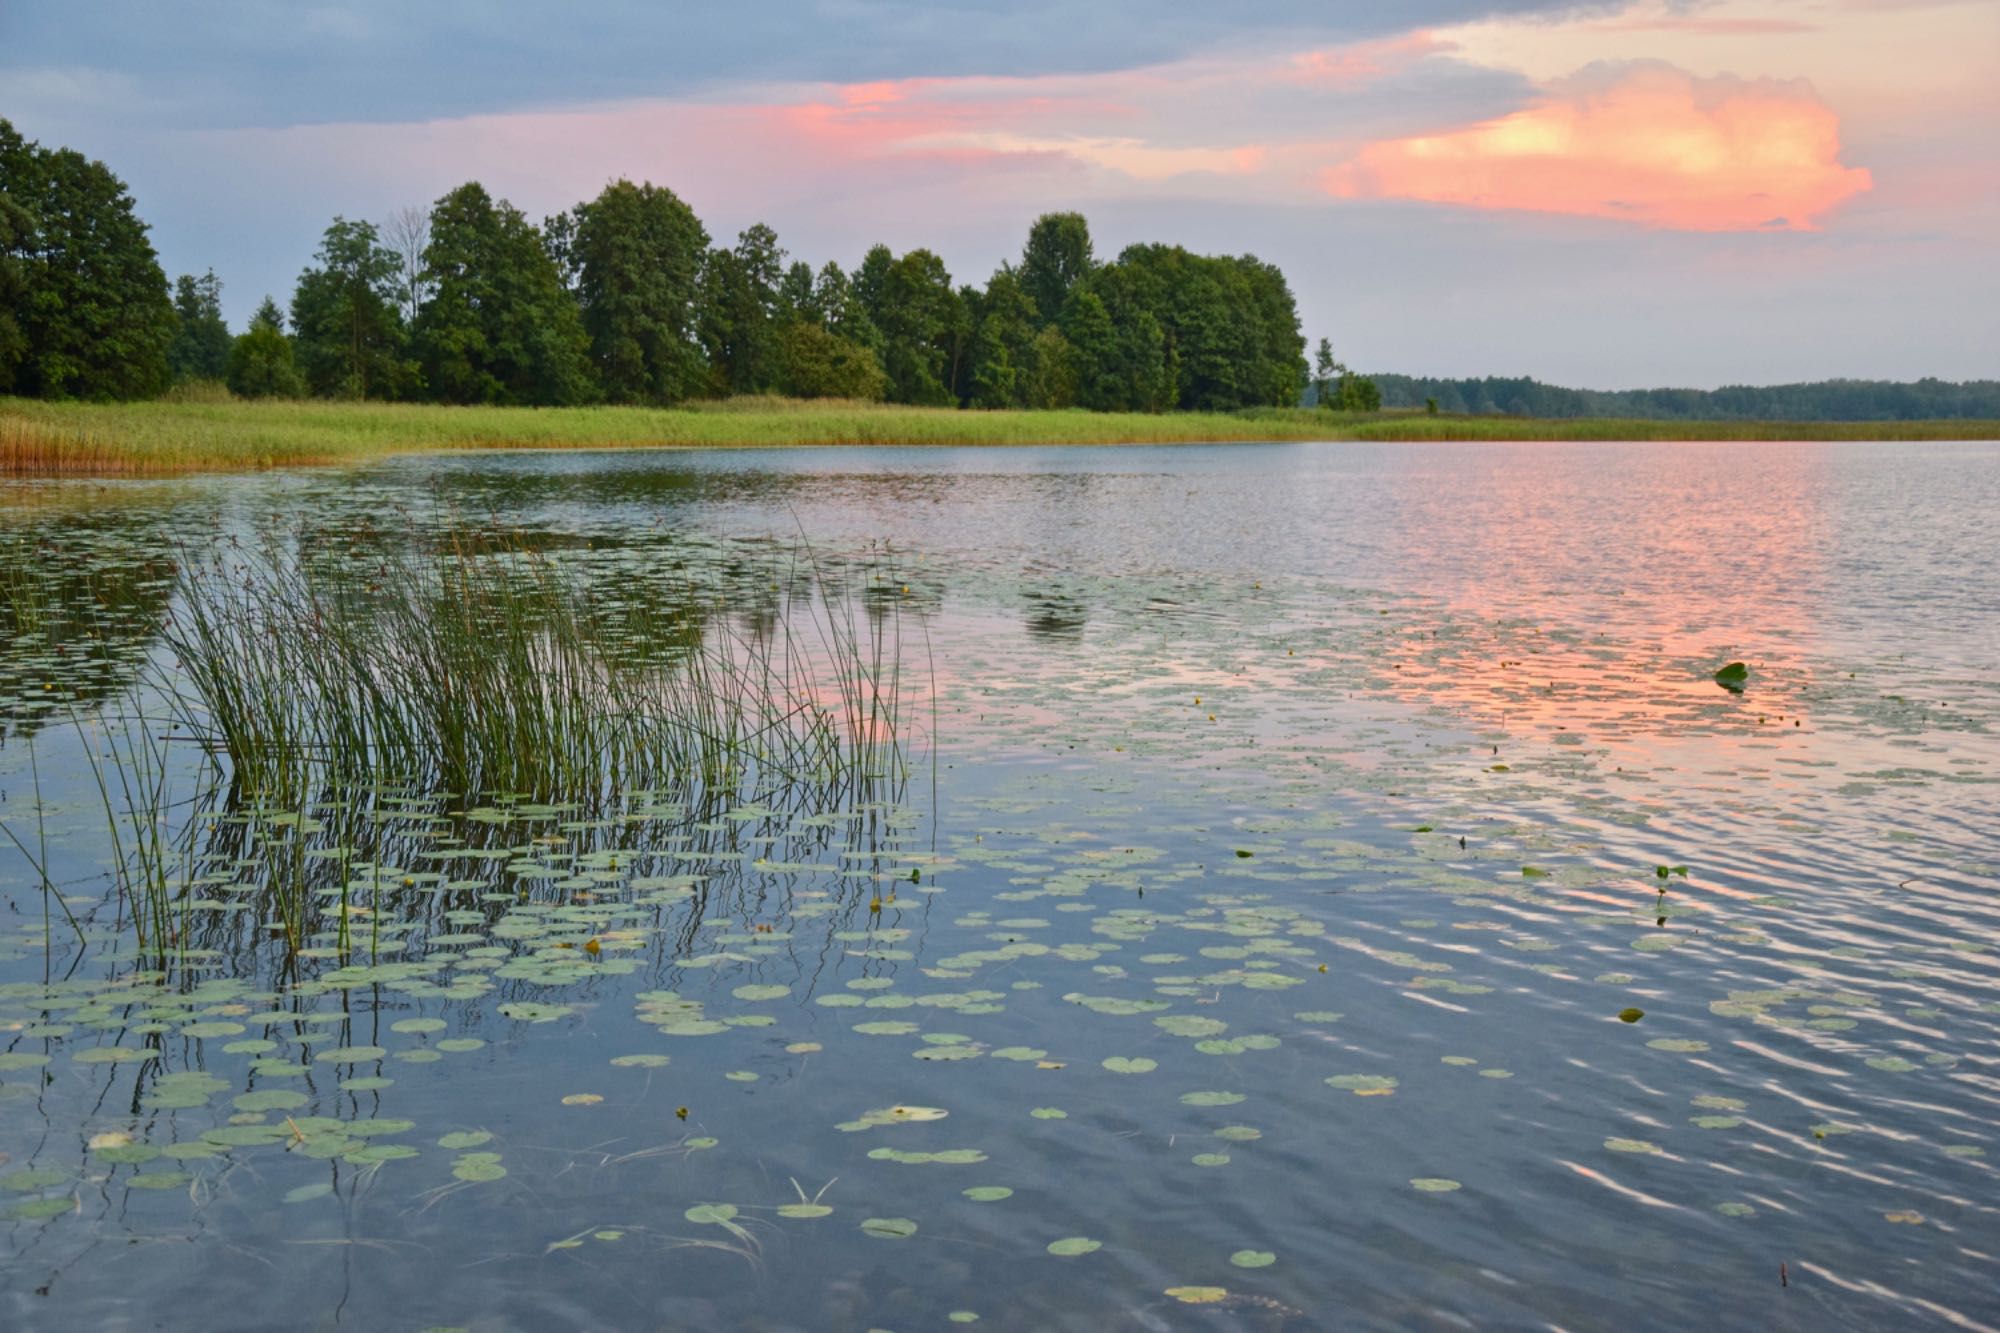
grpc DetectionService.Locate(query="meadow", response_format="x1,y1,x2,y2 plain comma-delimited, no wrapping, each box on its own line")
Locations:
4,393,1993,475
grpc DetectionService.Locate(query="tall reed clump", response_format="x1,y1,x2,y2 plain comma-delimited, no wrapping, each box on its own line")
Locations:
158,524,914,811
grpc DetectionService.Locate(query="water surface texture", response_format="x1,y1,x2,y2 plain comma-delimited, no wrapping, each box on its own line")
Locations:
3,441,1997,1330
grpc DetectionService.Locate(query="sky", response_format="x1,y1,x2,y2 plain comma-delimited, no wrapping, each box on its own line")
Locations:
4,0,1995,389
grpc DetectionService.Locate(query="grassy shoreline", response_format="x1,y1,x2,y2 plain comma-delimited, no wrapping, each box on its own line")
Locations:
3,395,1995,476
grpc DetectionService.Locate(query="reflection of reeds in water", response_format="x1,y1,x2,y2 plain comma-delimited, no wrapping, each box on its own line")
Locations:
163,525,911,807
10,521,921,965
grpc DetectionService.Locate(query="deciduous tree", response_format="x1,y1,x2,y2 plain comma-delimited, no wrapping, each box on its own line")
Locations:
0,117,174,399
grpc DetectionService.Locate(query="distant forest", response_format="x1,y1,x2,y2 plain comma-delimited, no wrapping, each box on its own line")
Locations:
1361,375,2000,422
0,118,1310,413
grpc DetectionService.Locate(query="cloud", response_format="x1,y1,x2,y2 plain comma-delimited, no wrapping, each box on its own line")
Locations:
0,0,1606,131
1323,61,1873,230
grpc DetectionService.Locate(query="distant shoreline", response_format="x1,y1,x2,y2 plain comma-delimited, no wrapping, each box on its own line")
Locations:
3,396,1994,477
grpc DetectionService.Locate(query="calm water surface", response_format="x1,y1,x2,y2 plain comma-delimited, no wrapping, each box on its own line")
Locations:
2,441,1996,1330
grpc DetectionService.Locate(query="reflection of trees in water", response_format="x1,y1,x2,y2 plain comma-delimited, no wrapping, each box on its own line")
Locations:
0,524,176,747
1024,590,1087,641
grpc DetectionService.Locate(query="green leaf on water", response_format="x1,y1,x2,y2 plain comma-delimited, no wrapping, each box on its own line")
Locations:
391,1018,447,1034
1605,1138,1663,1154
1,1168,70,1192
1411,1178,1462,1192
1029,1107,1067,1119
1047,1237,1101,1256
860,1216,917,1238
610,1054,670,1068
452,1153,507,1182
235,1089,309,1113
1617,1008,1645,1023
437,1131,492,1150
1101,1057,1157,1074
684,1203,738,1224
496,1003,572,1024
1713,661,1748,691
74,1045,157,1065
94,1144,160,1165
1166,1286,1229,1305
285,1182,334,1204
777,1203,833,1218
1229,1250,1275,1268
8,1197,72,1219
962,1186,1013,1202
1179,1091,1246,1107
315,1046,387,1064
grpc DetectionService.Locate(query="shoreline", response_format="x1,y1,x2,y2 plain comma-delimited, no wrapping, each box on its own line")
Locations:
4,396,1995,478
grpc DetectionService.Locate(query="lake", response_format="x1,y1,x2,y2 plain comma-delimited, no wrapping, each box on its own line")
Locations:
2,440,1997,1330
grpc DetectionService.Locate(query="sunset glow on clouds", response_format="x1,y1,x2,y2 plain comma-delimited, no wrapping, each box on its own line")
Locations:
7,0,1995,384
1324,62,1874,231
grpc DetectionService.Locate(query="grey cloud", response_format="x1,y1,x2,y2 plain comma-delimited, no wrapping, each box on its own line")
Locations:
3,0,1612,129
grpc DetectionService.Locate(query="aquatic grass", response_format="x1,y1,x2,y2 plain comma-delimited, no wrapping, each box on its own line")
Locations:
1,515,923,967
7,395,1992,477
158,521,915,810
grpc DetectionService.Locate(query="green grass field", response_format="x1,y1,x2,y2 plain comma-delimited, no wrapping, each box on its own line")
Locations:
3,394,1994,476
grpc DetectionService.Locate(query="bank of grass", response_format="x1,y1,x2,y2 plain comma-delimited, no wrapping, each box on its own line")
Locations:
3,394,1994,476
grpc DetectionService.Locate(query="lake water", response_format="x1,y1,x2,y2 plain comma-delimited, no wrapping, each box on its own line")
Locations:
2,441,1997,1330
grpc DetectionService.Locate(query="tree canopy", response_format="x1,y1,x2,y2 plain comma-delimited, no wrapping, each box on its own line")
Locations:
0,125,1334,415
0,117,175,399
169,270,232,383
415,182,594,406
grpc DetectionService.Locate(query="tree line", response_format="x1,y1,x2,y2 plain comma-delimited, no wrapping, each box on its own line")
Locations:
1,119,1316,412
1364,374,2000,422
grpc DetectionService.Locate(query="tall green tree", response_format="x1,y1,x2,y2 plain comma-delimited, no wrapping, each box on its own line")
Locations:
291,217,408,398
1019,212,1095,327
565,179,708,404
771,322,887,400
168,270,232,382
0,191,31,392
697,224,786,395
226,296,305,399
1022,326,1078,409
415,182,596,406
966,269,1037,409
0,117,174,399
859,247,961,406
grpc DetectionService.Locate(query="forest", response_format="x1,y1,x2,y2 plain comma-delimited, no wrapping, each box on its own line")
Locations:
0,119,1314,414
1366,374,2000,422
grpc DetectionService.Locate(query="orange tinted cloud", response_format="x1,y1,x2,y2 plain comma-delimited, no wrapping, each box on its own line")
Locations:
1324,61,1872,230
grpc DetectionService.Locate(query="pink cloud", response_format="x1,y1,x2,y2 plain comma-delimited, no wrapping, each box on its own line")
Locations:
1283,33,1458,86
1323,62,1872,230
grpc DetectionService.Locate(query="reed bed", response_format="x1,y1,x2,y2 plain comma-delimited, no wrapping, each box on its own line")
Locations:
4,395,1994,477
162,525,912,806
2,519,921,964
